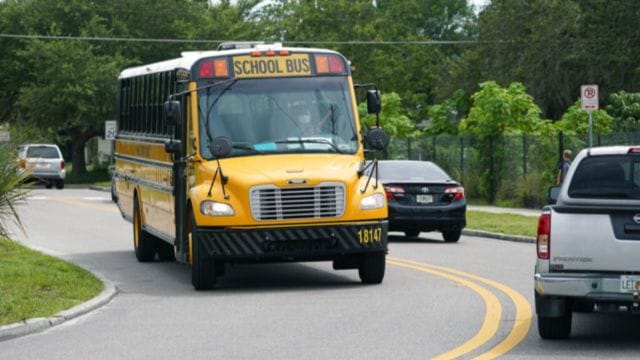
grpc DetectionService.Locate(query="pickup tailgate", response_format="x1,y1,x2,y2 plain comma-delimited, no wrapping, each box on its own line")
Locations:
550,207,640,272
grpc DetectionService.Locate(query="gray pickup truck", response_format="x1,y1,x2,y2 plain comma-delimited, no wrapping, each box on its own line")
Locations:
535,145,640,339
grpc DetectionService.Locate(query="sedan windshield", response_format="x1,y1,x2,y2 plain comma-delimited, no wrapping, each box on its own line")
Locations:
198,77,358,159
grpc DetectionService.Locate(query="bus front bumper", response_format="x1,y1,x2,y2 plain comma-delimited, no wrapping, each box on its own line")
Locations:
193,220,388,262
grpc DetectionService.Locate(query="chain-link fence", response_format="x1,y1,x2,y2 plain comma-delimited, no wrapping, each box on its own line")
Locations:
384,131,640,208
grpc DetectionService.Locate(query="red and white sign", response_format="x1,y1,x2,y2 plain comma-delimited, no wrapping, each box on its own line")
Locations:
581,85,599,111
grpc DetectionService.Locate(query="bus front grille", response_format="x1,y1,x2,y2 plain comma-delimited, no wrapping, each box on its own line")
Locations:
250,183,345,221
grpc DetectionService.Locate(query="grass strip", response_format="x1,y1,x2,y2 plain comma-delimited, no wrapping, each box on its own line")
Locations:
64,164,110,185
0,237,103,326
467,210,537,238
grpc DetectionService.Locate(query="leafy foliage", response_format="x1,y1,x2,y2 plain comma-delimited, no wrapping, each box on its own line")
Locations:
358,92,417,137
423,90,468,135
460,81,548,136
458,81,548,202
441,0,640,120
554,100,613,135
0,142,28,237
605,91,640,132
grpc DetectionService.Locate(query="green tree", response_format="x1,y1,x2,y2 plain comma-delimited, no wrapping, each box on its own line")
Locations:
0,0,211,173
605,91,640,133
460,81,547,136
459,81,548,202
260,0,475,123
555,100,613,135
423,90,469,135
16,40,127,174
358,92,417,138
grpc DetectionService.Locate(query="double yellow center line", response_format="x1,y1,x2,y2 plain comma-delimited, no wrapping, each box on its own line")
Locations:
388,257,532,359
51,195,531,357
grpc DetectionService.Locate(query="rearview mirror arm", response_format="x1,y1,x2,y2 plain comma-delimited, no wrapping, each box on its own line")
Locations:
359,159,379,193
207,157,230,199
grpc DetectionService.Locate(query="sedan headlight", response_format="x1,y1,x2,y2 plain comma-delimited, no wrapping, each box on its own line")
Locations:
200,201,235,216
360,193,385,210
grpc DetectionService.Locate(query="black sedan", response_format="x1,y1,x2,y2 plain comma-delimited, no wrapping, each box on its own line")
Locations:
377,160,466,242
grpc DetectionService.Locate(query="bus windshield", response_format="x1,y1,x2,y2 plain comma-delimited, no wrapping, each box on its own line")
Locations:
198,76,358,159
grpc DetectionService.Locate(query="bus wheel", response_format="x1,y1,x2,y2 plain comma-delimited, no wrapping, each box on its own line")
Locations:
358,252,386,284
156,241,176,261
189,211,215,290
133,198,156,262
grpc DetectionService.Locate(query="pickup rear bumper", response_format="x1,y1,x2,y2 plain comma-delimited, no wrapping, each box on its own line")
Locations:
535,272,640,302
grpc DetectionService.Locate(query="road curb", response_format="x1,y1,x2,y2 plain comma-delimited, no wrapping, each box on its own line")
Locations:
88,185,110,192
0,272,117,342
463,228,535,244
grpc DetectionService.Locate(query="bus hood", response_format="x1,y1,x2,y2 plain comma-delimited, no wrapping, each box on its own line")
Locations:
201,154,363,187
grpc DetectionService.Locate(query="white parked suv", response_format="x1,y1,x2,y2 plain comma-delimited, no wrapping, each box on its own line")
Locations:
18,144,66,189
535,145,640,339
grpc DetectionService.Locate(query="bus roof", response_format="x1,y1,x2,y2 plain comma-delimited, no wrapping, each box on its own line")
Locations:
118,44,343,79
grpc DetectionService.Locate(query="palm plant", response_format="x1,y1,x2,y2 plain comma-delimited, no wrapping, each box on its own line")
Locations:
0,142,29,237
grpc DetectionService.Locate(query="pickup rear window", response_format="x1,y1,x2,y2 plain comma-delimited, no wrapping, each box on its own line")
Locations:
568,155,640,199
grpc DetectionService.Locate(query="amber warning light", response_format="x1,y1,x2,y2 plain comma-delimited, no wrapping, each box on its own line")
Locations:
199,59,229,78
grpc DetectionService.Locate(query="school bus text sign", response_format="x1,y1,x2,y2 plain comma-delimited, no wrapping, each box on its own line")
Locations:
232,54,311,78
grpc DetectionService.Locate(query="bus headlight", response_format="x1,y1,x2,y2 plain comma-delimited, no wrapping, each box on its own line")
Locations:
360,193,385,210
200,201,235,216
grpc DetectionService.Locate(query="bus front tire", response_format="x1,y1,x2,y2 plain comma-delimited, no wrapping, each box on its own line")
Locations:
133,199,156,262
189,211,215,290
157,241,176,261
358,252,386,284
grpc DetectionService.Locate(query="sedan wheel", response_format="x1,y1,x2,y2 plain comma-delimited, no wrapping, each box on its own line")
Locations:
442,227,462,243
404,230,420,238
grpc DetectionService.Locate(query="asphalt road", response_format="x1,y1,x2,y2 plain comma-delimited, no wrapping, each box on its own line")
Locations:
2,189,639,359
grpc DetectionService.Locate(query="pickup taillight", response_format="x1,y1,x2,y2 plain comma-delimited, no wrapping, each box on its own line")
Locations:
60,160,65,170
537,213,551,259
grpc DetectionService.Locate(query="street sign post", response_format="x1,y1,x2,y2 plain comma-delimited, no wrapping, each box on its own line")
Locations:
105,120,117,141
581,85,599,149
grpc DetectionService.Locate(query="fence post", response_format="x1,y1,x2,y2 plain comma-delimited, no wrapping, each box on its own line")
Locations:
489,135,495,203
523,134,528,176
432,136,436,161
459,137,464,180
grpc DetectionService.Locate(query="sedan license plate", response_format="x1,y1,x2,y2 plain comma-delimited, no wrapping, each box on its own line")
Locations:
620,275,640,292
416,194,433,204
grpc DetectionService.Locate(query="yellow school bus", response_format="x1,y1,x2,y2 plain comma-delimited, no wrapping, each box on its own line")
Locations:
114,42,389,290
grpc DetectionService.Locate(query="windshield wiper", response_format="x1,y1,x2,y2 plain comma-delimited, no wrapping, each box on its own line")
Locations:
274,139,343,154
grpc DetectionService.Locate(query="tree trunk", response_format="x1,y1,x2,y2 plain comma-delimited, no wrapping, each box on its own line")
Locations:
70,131,96,175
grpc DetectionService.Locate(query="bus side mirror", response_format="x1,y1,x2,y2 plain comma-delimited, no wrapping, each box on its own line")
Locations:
547,185,560,205
366,90,381,115
165,139,182,155
209,136,233,158
364,127,389,151
164,100,182,127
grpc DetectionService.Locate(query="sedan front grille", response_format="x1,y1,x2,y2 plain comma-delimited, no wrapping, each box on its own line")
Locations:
250,183,346,221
